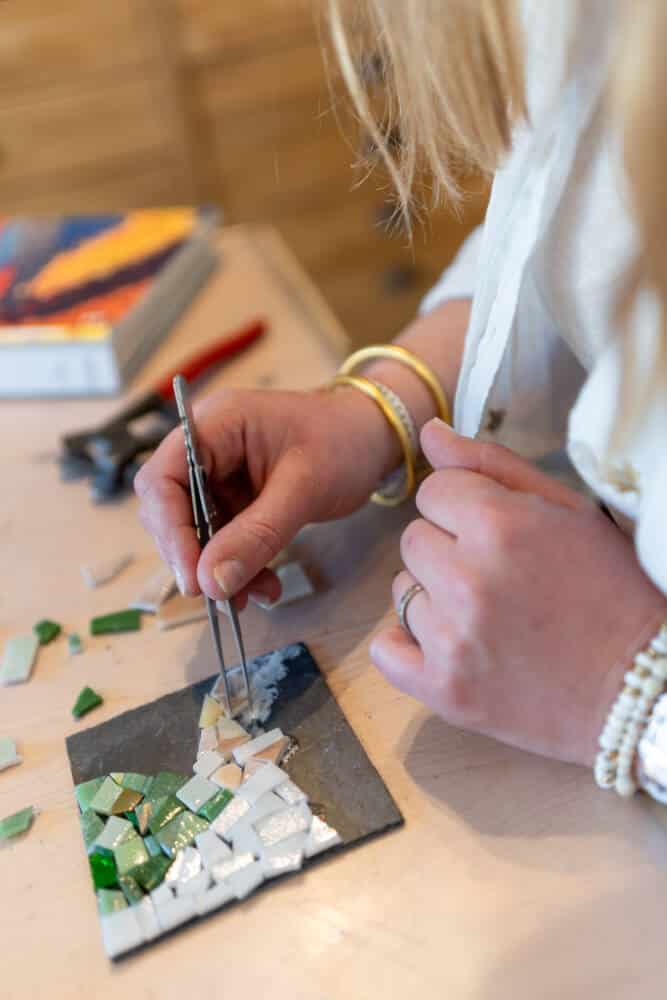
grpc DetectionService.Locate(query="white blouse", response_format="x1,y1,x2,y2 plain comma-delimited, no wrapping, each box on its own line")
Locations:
421,0,667,596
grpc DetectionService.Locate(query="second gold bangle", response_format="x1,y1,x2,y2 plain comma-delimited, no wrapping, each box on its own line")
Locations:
338,344,451,425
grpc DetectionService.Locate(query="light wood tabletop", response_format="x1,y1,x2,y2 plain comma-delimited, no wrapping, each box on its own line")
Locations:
1,225,666,1000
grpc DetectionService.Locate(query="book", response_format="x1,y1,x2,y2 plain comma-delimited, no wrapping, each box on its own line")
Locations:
0,206,219,397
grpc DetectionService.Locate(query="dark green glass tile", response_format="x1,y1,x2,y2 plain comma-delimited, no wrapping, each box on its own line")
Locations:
110,772,152,794
0,805,34,840
33,619,61,645
143,834,162,858
125,810,140,832
80,809,105,850
75,776,105,814
118,874,144,905
90,609,141,635
129,854,172,891
72,686,103,720
147,795,185,836
114,835,149,877
97,889,127,916
89,850,118,890
144,772,188,804
198,788,234,823
156,811,209,858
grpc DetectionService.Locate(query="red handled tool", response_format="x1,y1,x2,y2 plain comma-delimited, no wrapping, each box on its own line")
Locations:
60,319,266,501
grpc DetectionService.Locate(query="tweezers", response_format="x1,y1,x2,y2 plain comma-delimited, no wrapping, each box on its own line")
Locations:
173,374,252,718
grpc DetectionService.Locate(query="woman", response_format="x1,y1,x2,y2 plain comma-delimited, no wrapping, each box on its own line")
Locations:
136,1,667,801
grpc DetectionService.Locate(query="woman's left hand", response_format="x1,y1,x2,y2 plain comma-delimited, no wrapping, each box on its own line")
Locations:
371,419,667,765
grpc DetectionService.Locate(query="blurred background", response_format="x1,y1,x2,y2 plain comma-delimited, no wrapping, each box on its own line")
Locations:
0,0,487,348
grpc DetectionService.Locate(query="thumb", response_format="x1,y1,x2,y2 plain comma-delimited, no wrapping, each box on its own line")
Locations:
197,449,315,600
420,418,584,510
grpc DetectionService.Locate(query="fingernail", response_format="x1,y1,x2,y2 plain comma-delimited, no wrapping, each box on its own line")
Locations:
214,559,245,597
173,566,187,596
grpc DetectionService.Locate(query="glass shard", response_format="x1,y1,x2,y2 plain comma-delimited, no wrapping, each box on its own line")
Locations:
72,686,103,720
197,788,234,823
0,634,39,685
80,553,133,590
114,835,150,877
89,850,119,890
156,811,209,858
90,609,142,636
68,633,83,656
147,796,185,836
128,854,172,891
0,805,35,840
33,619,62,645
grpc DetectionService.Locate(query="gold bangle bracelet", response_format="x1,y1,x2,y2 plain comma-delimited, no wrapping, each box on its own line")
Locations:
329,374,417,506
338,344,451,425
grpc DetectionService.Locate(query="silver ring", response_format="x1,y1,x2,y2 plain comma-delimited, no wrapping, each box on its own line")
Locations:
397,582,425,641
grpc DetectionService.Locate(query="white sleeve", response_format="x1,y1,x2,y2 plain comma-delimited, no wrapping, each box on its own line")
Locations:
418,225,484,315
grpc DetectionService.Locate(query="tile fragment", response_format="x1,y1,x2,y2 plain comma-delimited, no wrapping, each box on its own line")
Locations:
157,594,208,630
0,634,39,685
211,851,254,883
0,804,35,840
261,849,303,880
238,763,287,805
149,883,174,907
0,736,22,772
233,729,284,767
143,835,162,858
89,850,119,890
154,894,197,933
80,553,133,589
147,796,185,835
134,896,160,941
110,772,152,794
144,771,188,803
88,777,124,816
75,776,105,813
100,906,144,959
194,881,235,916
251,734,291,766
67,633,83,656
199,695,223,729
176,774,218,812
80,809,105,850
33,619,62,645
255,803,312,849
97,889,127,915
165,846,202,887
112,787,143,814
197,788,234,822
195,829,232,868
218,717,250,741
234,792,285,832
114,835,150,877
253,561,314,608
275,780,307,806
210,762,243,790
156,811,209,858
243,758,268,779
305,816,342,858
193,750,224,778
129,565,176,614
94,815,136,855
72,686,103,719
229,824,265,857
211,795,250,839
129,855,172,891
198,727,219,755
134,799,158,835
176,869,210,898
226,860,265,900
119,874,144,905
90,609,141,636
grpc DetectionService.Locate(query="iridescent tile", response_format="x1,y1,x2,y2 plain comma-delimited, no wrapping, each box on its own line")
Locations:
156,811,209,858
176,774,218,812
89,850,119,890
94,815,136,855
210,763,243,791
304,816,342,858
80,809,105,851
165,846,202,888
110,772,152,794
195,829,232,868
235,792,284,832
135,799,159,835
114,835,149,877
210,795,249,839
111,787,143,815
229,824,264,858
75,776,105,814
97,889,127,916
0,805,35,840
210,851,254,883
128,854,172,891
119,874,144,905
274,780,307,806
261,843,304,880
197,788,234,823
147,796,185,836
100,906,144,959
255,803,312,849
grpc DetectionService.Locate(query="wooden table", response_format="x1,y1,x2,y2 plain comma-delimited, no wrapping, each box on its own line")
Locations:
2,226,666,1000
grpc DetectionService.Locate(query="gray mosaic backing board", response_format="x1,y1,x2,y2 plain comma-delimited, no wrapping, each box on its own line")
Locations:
66,642,403,907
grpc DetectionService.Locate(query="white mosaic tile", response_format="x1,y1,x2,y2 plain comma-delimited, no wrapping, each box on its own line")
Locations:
193,750,225,778
229,824,265,858
165,846,202,887
194,881,235,917
237,763,288,805
305,816,342,858
274,779,307,806
176,869,211,898
255,803,312,849
100,906,144,958
149,884,174,907
154,894,197,933
176,774,219,812
195,828,232,868
261,849,303,880
210,762,243,790
211,851,254,883
211,795,250,839
133,897,161,942
226,860,265,900
0,634,39,686
233,729,284,767
198,726,219,755
236,792,285,831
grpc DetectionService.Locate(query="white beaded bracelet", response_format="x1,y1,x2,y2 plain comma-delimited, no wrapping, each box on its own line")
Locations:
594,621,667,797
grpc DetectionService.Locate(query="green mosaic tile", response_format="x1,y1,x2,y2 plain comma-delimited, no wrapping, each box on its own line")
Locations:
72,686,103,719
75,776,105,814
197,788,234,823
97,889,127,916
143,834,162,857
147,795,185,836
94,815,136,855
33,619,62,645
134,799,159,835
80,809,105,850
110,772,152,794
144,771,188,804
128,854,172,891
90,609,141,635
0,805,34,840
114,835,149,877
0,736,21,772
118,874,144,905
88,777,123,816
89,850,118,890
125,810,140,832
156,811,209,858
68,633,83,656
0,634,39,685
110,787,143,814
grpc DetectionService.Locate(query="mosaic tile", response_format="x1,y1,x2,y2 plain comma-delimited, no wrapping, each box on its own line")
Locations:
0,805,35,840
198,695,223,729
165,846,201,888
156,811,209,858
261,849,303,880
129,855,172,891
80,809,105,850
149,884,174,907
251,734,291,766
154,894,197,933
176,774,218,812
195,829,232,868
197,788,234,823
90,609,141,636
130,565,176,614
275,780,307,806
97,889,127,916
110,772,152,794
210,795,250,839
157,594,208,630
229,824,265,858
80,553,133,589
210,763,243,791
210,851,254,883
233,729,284,767
198,726,219,755
89,850,119,890
217,717,249,741
134,799,158,835
192,750,224,778
68,633,83,656
305,816,342,858
243,758,269,779
237,763,287,805
147,796,185,836
100,906,144,959
226,860,265,900
0,736,22,772
143,835,162,858
255,803,312,849
194,880,235,916
144,772,188,803
119,875,144,906
0,634,39,685
233,792,285,833
218,735,252,763
252,561,314,608
33,619,61,645
114,835,150,877
94,815,136,855
134,896,161,942
175,869,211,898
88,777,126,816
71,686,103,720
75,777,105,813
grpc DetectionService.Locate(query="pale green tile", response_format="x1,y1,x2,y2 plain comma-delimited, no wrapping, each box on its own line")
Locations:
0,635,39,686
114,835,150,877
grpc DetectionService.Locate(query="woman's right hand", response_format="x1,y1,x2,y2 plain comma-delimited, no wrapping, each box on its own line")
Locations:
135,383,399,604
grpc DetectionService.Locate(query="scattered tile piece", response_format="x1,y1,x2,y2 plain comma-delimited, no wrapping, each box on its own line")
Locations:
304,816,342,858
194,880,235,916
165,846,202,888
129,855,172,892
157,594,208,631
67,633,83,656
156,811,209,858
176,774,219,813
114,835,149,877
251,734,291,766
80,553,133,590
80,809,105,850
275,779,307,806
193,750,224,778
144,772,188,803
89,850,119,890
154,894,197,933
119,874,144,905
238,763,288,805
211,795,250,839
211,851,254,883
94,815,136,855
72,686,104,719
147,796,185,835
197,788,234,823
75,776,105,813
199,695,223,729
110,772,152,794
255,803,312,849
134,896,160,942
97,889,127,915
100,906,144,959
0,736,22,772
233,729,284,767
90,609,141,636
129,565,176,614
33,619,62,645
210,763,243,791
0,634,39,686
218,735,252,762
0,805,35,841
195,829,232,868
226,860,265,900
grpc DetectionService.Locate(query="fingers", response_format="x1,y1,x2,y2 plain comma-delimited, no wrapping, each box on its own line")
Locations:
370,624,426,700
420,418,585,510
416,468,506,539
392,570,431,642
137,474,202,595
198,448,318,599
399,516,465,597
